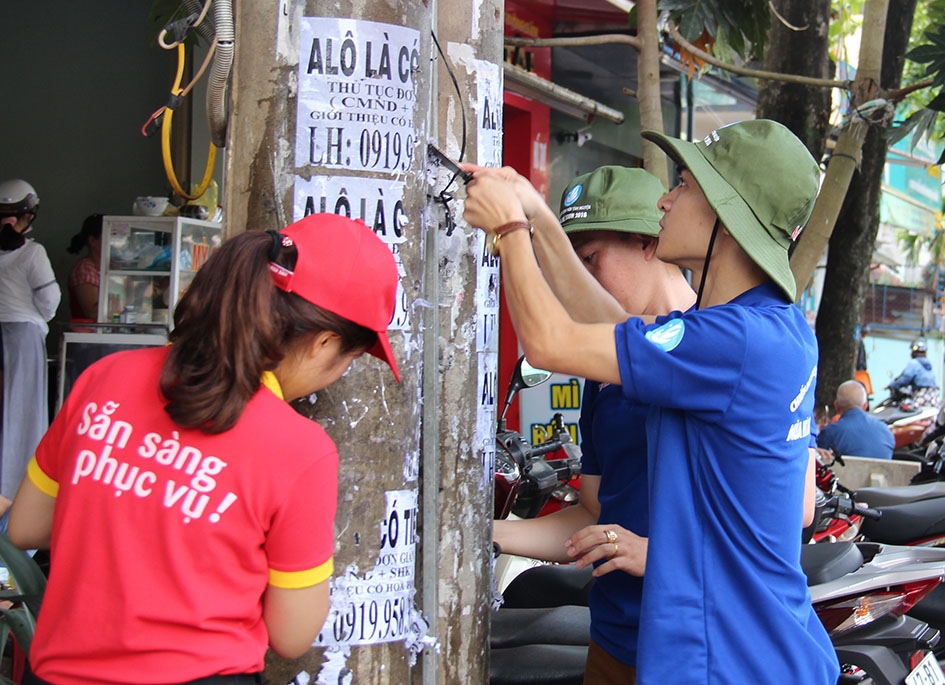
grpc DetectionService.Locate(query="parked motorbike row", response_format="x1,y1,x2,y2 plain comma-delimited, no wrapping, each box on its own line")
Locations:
871,387,940,460
490,358,945,685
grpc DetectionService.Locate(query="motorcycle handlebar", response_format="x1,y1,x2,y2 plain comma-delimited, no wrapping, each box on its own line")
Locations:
527,439,564,458
826,494,882,521
856,505,883,521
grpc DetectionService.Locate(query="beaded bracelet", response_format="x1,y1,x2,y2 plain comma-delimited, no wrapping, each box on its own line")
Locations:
488,220,534,256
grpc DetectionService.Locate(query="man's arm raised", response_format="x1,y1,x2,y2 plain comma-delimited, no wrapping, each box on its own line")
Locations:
463,170,625,384
465,165,629,325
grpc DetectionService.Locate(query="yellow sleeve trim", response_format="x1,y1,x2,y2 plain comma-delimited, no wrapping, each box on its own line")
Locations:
27,457,59,498
269,557,333,589
260,371,284,400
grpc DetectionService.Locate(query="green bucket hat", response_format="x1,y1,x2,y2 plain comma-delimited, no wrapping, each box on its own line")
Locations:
641,119,820,301
559,166,665,236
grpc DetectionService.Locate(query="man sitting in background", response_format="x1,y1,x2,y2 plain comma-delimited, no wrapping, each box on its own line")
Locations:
818,380,895,460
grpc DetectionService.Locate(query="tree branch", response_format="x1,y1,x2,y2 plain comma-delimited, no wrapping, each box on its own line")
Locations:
790,0,890,295
887,78,936,103
665,24,849,90
504,34,641,51
505,28,849,90
637,0,667,186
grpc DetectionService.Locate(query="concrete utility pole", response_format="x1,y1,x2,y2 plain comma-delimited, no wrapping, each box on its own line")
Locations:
224,1,503,683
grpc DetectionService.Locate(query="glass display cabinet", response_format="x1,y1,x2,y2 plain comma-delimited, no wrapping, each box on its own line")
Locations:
97,215,223,325
55,215,223,411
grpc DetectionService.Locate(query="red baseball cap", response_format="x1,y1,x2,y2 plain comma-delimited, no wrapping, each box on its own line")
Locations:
269,213,401,381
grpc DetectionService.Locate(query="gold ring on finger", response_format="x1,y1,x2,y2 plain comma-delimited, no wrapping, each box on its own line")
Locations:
612,542,619,555
604,529,618,544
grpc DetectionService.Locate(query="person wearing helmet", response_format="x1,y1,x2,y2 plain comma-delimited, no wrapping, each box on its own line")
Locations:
889,338,940,407
463,120,837,684
9,213,401,685
0,178,60,518
493,166,695,680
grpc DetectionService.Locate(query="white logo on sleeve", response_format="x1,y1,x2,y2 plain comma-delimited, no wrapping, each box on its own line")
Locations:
786,364,817,441
790,365,817,412
644,319,685,352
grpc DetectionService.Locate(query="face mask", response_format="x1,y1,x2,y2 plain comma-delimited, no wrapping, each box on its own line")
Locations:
0,222,26,251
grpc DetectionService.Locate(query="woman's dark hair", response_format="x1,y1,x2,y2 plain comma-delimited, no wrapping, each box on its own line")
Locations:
160,230,377,433
67,214,103,254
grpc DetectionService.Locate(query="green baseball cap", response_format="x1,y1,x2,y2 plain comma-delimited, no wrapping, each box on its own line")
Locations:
641,119,820,301
559,166,665,237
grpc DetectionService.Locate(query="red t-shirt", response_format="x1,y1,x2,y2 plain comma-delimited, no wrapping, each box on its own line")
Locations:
67,256,100,321
28,346,338,685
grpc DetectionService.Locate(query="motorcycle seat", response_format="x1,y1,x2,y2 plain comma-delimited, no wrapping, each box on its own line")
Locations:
860,498,945,544
490,644,587,685
855,482,945,508
801,542,864,586
872,405,922,423
490,605,591,648
501,564,595,609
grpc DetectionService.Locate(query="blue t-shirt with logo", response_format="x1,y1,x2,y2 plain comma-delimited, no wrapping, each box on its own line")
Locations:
579,380,648,666
615,283,838,684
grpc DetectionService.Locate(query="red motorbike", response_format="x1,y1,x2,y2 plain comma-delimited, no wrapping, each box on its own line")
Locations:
812,449,876,543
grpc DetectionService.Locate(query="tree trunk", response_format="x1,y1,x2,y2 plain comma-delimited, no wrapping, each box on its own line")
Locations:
755,0,833,159
790,0,889,292
813,0,917,409
636,0,668,187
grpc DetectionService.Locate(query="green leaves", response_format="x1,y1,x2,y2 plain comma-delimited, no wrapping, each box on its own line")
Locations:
901,13,945,161
660,0,771,59
907,22,945,88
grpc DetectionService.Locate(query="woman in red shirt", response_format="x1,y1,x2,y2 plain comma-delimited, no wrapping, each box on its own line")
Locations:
9,213,400,685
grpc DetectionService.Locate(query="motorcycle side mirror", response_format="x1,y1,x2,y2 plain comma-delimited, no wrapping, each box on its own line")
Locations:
499,355,553,423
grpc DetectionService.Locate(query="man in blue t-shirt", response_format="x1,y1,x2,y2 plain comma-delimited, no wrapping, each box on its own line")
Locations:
464,119,838,684
493,166,694,681
818,380,894,459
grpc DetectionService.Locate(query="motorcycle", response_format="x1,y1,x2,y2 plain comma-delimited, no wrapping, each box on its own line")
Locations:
806,541,945,685
871,388,939,458
813,449,876,543
493,356,582,596
814,452,945,666
490,356,588,684
494,356,582,520
904,407,945,484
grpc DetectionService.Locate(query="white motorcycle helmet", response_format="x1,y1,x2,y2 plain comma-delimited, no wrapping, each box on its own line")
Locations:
0,179,40,229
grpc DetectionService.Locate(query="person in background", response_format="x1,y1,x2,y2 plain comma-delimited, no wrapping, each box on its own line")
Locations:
889,338,940,408
463,119,838,684
66,213,103,322
817,380,895,460
493,166,695,682
855,326,873,398
9,213,401,685
0,178,60,518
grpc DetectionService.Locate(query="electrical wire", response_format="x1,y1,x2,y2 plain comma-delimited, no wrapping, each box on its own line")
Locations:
431,30,468,236
160,43,218,200
158,0,213,49
140,40,216,137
